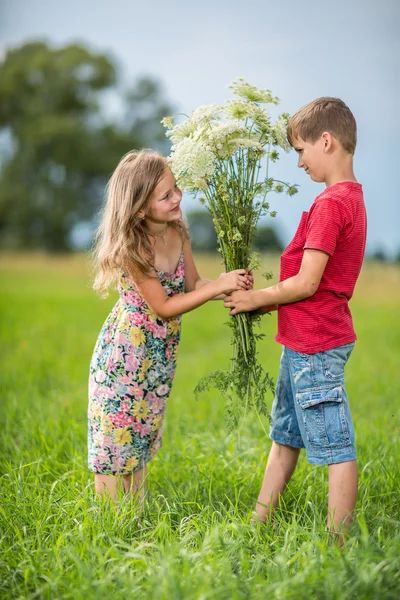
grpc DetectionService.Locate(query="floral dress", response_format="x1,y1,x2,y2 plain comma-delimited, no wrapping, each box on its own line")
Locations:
88,253,185,474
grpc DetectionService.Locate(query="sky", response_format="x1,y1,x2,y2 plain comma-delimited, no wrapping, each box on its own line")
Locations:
1,0,399,256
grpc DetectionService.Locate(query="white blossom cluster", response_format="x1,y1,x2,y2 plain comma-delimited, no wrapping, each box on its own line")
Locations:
272,113,291,152
228,78,280,105
166,137,215,191
161,79,291,192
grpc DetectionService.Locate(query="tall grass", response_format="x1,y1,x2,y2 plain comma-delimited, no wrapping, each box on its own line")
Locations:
1,254,399,599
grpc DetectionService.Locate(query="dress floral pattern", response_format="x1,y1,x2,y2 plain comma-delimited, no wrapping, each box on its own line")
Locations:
88,253,185,474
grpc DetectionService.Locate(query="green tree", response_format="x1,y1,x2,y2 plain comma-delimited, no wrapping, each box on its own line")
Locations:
186,209,282,253
186,209,218,252
371,249,387,262
0,41,174,250
253,224,283,252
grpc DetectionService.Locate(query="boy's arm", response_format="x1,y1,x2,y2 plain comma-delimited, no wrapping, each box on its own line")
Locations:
224,249,329,315
256,303,278,314
226,195,345,315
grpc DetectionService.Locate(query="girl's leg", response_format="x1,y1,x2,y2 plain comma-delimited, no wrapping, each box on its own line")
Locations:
327,459,358,545
122,465,148,503
253,441,300,523
94,466,148,504
94,474,122,501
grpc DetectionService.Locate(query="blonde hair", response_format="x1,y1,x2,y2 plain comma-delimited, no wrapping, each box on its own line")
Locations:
287,97,357,155
93,149,170,297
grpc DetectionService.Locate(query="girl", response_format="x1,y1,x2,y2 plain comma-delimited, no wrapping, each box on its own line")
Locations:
89,149,251,502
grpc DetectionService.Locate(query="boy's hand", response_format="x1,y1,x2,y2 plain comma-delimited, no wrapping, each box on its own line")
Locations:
224,289,258,315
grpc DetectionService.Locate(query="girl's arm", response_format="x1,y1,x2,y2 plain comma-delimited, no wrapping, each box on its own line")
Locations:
224,249,329,315
183,234,253,298
131,260,249,320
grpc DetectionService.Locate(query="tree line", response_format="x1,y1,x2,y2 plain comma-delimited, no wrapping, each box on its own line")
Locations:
0,40,296,254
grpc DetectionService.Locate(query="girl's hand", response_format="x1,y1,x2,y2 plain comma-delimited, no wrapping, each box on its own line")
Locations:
218,270,253,291
224,290,259,315
217,269,248,294
246,270,254,290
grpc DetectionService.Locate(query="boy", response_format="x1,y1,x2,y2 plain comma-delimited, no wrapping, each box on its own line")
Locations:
224,97,367,544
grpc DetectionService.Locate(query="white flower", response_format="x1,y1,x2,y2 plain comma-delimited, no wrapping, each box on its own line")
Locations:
223,100,254,121
231,138,263,151
232,229,242,242
161,116,174,129
272,113,291,151
201,120,251,158
229,78,280,105
207,120,247,142
191,104,222,123
169,137,216,192
223,100,272,137
166,118,198,144
252,106,272,135
220,137,264,160
194,120,264,159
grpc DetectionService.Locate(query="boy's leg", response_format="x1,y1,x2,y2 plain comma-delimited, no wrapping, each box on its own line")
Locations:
285,343,358,544
253,441,300,522
253,347,304,523
328,459,358,545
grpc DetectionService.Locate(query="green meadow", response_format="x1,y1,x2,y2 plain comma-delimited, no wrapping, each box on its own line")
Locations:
1,254,399,599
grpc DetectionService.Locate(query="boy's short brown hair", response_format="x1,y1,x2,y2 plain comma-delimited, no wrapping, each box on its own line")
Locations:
287,97,357,155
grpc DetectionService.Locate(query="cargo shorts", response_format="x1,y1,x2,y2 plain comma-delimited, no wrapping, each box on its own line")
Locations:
270,343,356,465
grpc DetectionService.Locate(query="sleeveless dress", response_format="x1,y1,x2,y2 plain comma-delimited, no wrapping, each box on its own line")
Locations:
88,251,185,474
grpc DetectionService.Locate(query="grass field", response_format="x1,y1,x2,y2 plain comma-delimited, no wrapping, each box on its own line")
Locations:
1,253,399,599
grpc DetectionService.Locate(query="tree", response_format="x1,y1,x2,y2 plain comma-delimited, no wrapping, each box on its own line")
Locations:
370,249,387,262
186,209,282,253
0,41,174,250
253,224,283,252
186,209,218,252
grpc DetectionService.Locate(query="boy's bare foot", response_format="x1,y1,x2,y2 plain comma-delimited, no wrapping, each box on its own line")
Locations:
250,511,264,527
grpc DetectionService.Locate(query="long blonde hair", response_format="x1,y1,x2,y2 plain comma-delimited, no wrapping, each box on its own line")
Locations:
92,149,169,297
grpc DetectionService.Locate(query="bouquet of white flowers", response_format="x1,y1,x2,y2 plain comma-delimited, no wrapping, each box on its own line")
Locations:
162,79,297,430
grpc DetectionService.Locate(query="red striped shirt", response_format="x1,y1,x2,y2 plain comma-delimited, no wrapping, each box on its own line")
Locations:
276,181,367,354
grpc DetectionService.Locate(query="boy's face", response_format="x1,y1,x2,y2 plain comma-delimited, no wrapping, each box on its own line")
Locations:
292,135,328,183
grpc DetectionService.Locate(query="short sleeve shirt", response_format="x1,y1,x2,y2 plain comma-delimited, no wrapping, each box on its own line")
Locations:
276,182,367,354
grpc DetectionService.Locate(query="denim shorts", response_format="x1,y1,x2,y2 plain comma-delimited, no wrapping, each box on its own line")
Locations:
270,343,356,465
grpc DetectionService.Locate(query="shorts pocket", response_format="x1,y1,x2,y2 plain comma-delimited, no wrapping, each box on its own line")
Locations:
289,351,313,387
321,343,354,381
295,385,351,449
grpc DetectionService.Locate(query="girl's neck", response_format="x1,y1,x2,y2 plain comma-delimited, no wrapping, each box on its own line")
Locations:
144,219,169,236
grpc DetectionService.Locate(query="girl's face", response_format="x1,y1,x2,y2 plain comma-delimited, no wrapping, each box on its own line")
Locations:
145,168,182,224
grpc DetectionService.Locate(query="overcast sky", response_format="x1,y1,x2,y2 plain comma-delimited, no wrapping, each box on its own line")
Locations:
1,0,399,256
